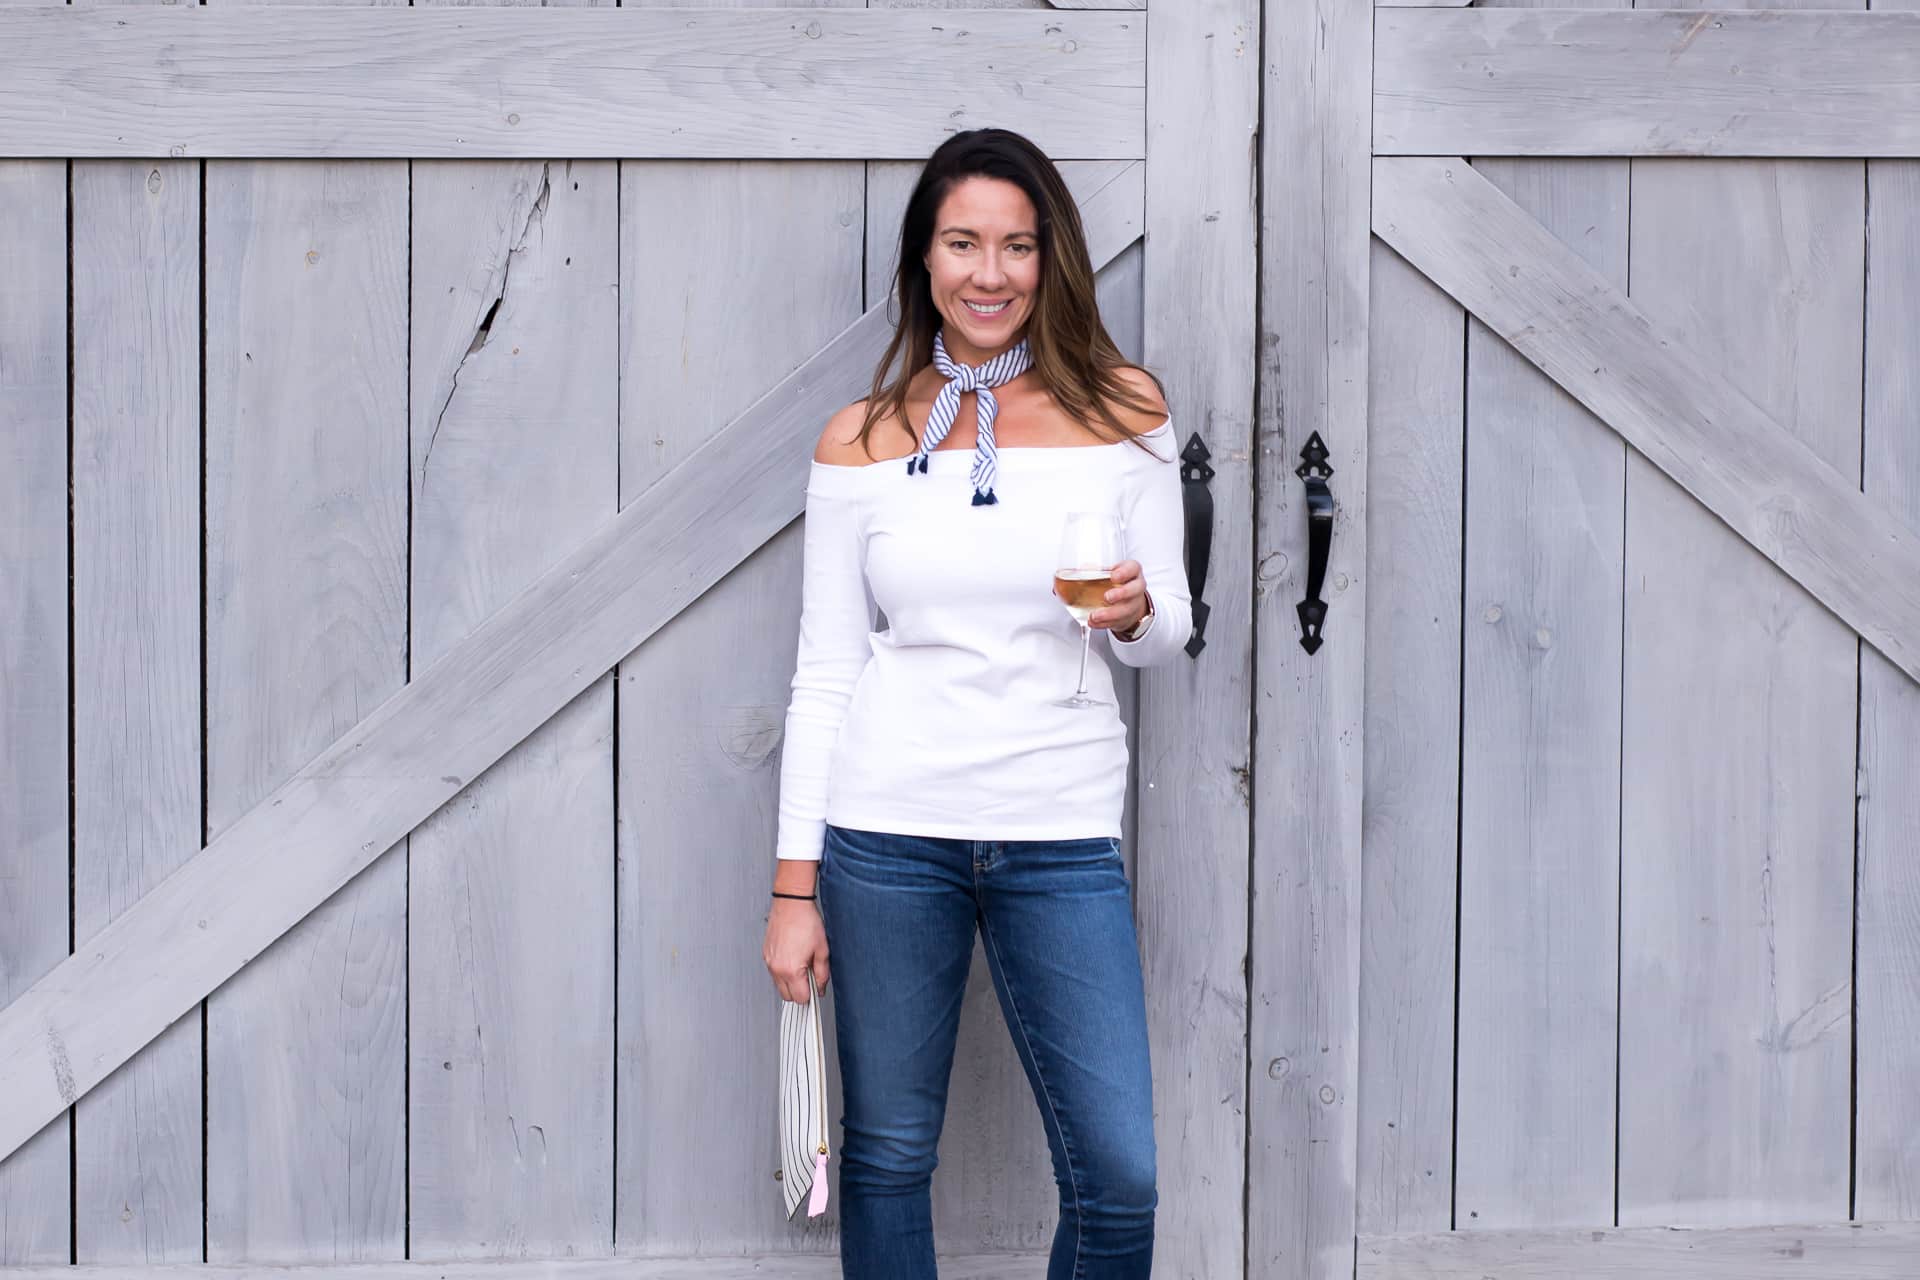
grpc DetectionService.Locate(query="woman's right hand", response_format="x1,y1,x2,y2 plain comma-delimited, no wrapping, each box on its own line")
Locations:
764,896,830,1004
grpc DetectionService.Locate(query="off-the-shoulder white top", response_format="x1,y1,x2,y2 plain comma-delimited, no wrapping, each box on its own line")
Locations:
774,418,1193,860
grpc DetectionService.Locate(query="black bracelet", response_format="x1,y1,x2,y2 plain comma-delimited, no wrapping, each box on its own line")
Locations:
771,891,816,901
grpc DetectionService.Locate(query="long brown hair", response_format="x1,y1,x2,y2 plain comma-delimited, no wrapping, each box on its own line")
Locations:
853,128,1169,461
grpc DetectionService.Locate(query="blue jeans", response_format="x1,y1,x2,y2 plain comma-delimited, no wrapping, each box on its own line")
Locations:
817,824,1157,1279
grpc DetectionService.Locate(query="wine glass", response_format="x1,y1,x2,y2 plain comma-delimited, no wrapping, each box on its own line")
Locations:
1052,511,1124,709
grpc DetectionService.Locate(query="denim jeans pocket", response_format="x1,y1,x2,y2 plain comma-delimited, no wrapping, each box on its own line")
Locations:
1012,834,1124,872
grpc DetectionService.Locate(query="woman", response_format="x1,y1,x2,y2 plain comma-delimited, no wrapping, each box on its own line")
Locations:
761,127,1192,1280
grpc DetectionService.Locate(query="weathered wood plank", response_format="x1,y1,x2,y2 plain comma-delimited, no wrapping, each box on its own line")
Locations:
66,0,205,1251
1455,135,1626,1228
0,155,69,1266
70,155,204,1262
1616,107,1860,1226
1355,239,1461,1241
1856,115,1920,1218
0,8,1143,161
1144,2,1256,1276
1370,156,1920,687
407,151,619,1253
901,0,1053,8
1252,0,1370,1276
0,160,1143,1167
1089,223,1146,877
0,1253,1052,1280
202,149,411,1257
1376,8,1920,158
1359,1221,1920,1278
614,136,863,1257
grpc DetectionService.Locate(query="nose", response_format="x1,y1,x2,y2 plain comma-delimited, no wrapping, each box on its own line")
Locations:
973,250,1009,289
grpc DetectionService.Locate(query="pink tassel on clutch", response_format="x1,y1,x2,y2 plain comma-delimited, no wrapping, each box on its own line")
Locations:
807,1151,830,1217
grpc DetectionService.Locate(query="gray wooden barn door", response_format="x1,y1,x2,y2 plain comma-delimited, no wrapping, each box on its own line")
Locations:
1361,0,1918,1257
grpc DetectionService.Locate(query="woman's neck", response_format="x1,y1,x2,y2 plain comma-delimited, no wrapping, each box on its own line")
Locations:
939,326,1028,368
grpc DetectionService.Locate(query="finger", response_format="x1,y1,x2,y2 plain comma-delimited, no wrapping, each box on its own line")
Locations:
1110,559,1140,583
1103,579,1144,605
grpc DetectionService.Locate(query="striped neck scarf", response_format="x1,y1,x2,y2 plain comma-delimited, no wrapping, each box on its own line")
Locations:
905,330,1033,506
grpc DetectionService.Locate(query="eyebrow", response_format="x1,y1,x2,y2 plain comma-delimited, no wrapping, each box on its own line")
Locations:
937,225,1038,240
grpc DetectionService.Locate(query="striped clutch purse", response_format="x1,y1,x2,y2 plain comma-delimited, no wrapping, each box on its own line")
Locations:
779,969,832,1220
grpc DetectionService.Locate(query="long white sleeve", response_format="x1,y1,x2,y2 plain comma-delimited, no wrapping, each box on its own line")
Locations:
775,464,876,861
1106,434,1193,667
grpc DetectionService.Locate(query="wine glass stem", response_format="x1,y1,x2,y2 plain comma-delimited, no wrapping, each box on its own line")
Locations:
1076,623,1092,695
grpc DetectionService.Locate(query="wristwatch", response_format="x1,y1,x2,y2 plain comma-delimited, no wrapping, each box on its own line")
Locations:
1113,591,1156,643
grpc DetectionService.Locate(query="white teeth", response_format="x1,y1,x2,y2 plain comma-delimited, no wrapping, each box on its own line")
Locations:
965,299,1010,314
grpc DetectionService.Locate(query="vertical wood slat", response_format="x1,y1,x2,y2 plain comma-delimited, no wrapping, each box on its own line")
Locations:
405,0,616,1260
202,0,411,1239
612,156,861,1254
70,154,204,1262
406,136,619,1269
1856,16,1920,1213
1617,0,1862,1227
612,0,861,1258
1355,238,1462,1241
69,0,203,1258
1252,0,1370,1277
1455,154,1625,1230
1144,2,1257,1276
0,154,70,1267
1453,0,1629,1227
1084,225,1146,889
1094,225,1148,902
613,75,866,1256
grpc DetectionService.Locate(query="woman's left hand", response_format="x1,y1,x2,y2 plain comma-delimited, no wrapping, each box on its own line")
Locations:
1089,559,1150,633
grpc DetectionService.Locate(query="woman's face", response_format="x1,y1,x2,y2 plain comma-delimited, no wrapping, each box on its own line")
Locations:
922,175,1042,365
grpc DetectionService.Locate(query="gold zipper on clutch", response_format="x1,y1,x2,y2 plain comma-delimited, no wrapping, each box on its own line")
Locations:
816,997,829,1155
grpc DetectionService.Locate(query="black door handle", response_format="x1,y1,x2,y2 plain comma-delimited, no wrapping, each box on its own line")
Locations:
1296,431,1334,655
1180,433,1214,658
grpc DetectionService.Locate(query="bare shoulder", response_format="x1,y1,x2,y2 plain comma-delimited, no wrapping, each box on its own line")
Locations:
814,400,875,465
1108,365,1170,434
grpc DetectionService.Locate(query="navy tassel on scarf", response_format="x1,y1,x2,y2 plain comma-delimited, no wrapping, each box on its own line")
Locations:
904,330,1032,506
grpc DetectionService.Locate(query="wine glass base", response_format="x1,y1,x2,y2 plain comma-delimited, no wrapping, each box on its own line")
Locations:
1052,693,1109,709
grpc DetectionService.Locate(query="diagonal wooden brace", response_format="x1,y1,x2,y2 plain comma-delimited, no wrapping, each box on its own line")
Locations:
1373,155,1920,688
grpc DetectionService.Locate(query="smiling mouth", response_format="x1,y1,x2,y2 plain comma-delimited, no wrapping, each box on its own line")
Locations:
964,299,1011,315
